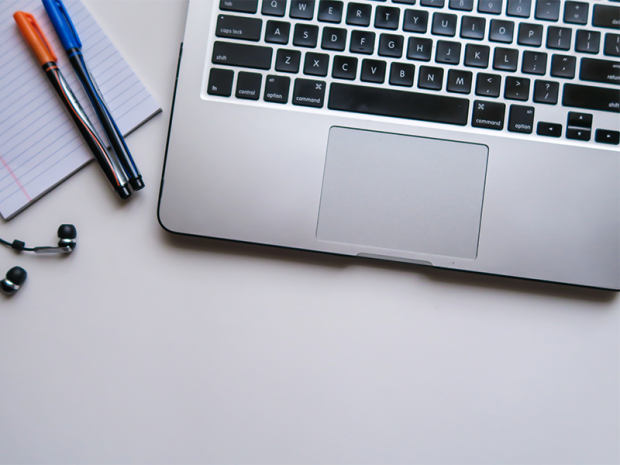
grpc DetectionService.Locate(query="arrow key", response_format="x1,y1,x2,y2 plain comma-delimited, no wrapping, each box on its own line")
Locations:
567,112,592,129
504,76,530,101
537,122,562,138
566,127,591,141
595,129,620,145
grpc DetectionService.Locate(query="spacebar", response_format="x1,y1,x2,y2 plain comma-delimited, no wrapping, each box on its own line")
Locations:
328,83,470,126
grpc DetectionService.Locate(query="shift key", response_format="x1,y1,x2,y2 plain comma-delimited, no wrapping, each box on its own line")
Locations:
212,41,273,70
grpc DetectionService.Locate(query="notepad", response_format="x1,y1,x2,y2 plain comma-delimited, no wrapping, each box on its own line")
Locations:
0,0,161,219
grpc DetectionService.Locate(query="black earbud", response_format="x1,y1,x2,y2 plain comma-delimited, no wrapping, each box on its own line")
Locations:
1,266,27,296
0,224,76,296
0,224,77,254
34,224,77,254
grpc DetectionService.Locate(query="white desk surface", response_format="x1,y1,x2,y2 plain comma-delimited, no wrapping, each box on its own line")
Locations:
1,1,618,463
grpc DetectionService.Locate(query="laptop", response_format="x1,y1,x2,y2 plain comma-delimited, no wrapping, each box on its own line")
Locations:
158,0,620,290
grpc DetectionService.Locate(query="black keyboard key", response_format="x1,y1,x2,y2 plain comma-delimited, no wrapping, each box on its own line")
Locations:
390,62,415,86
592,5,620,30
537,122,562,137
207,68,234,96
432,13,458,36
332,55,358,79
264,75,290,103
304,52,330,76
508,105,534,133
547,27,572,50
566,127,591,141
375,6,400,29
379,34,404,57
447,69,473,93
293,78,326,107
465,44,490,67
580,58,620,85
418,66,444,90
595,129,620,145
346,3,371,26
293,24,319,47
522,51,547,74
507,0,531,18
551,54,576,78
535,1,560,21
404,10,429,33
575,30,601,54
328,83,470,125
407,37,433,61
290,0,315,19
472,100,506,130
275,48,301,72
605,34,620,57
563,83,620,112
212,42,273,69
318,0,343,22
518,23,543,47
421,0,445,7
476,73,501,97
350,31,376,54
567,111,592,128
449,0,474,11
236,71,262,100
564,1,588,25
361,59,387,83
504,76,530,100
461,16,486,40
220,0,258,13
393,0,417,3
265,20,290,44
262,0,287,16
436,40,461,64
493,48,519,71
216,15,262,41
478,0,503,15
533,80,559,104
322,27,347,50
489,20,515,43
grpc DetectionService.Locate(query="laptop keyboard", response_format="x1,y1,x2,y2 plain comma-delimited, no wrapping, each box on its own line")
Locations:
205,0,620,145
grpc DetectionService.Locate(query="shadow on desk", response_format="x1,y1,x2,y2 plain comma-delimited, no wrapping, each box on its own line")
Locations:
161,230,616,304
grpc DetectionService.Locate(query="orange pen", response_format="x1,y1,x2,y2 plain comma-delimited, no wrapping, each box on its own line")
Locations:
13,11,131,199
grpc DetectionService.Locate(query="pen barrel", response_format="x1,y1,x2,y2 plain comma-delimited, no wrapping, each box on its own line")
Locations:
69,52,144,190
43,63,131,199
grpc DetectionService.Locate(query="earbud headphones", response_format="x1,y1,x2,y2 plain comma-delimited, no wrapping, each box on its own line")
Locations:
1,224,77,296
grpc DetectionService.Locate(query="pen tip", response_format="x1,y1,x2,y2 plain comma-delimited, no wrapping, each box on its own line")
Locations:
116,186,132,199
130,177,145,191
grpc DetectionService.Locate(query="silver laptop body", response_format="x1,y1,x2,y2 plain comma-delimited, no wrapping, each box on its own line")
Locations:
158,0,620,290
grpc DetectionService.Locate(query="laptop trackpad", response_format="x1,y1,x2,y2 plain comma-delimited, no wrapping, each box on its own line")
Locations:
316,127,489,260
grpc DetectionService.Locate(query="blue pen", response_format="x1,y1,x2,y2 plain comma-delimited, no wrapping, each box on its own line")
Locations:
42,0,145,191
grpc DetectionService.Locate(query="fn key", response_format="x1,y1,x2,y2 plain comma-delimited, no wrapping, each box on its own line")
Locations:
207,68,234,97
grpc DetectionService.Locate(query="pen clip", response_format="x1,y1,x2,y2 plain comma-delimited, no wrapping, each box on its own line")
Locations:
23,12,57,62
53,0,82,48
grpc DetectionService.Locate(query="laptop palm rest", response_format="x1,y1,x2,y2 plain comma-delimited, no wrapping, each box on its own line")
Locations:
316,127,489,260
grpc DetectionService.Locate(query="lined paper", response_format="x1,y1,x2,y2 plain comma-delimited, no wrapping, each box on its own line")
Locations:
0,0,161,219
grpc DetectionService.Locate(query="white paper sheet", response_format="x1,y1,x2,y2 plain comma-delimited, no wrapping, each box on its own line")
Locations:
0,0,161,219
